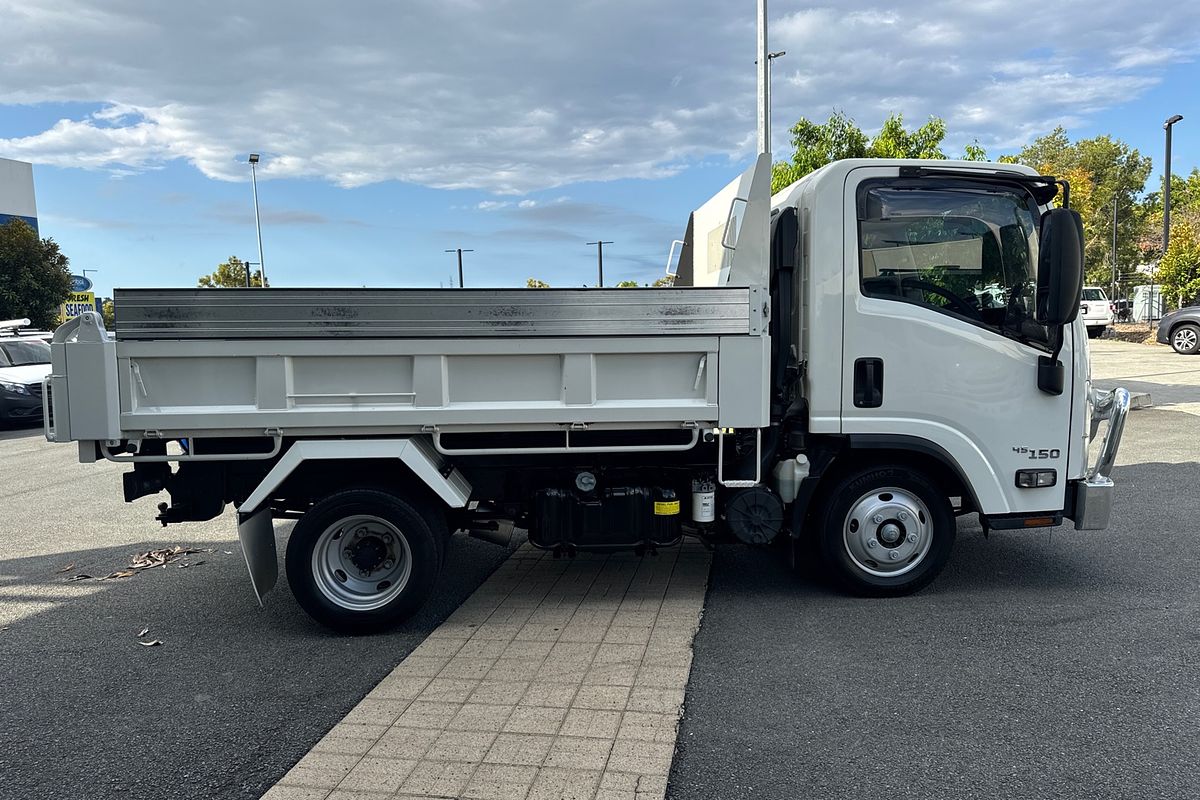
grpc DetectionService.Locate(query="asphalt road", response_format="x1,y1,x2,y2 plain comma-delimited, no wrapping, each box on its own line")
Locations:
670,345,1200,800
2,340,1195,800
0,424,513,800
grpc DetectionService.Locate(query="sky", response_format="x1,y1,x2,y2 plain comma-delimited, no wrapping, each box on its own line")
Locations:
1,0,1199,297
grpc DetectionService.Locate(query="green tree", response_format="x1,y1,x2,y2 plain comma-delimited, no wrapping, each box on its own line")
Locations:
198,256,265,288
525,277,550,288
772,111,950,192
1158,212,1200,307
962,141,988,162
652,276,674,287
0,219,72,329
870,114,947,160
101,298,116,328
615,280,640,288
1013,127,1153,288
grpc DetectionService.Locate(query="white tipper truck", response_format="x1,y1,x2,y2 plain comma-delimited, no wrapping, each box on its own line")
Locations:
41,152,1130,632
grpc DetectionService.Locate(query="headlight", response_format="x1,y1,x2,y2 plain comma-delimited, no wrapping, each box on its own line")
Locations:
0,380,31,396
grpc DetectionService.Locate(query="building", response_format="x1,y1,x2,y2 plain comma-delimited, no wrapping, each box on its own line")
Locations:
0,157,38,233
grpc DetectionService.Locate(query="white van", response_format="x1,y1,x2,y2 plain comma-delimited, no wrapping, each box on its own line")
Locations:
1080,286,1113,338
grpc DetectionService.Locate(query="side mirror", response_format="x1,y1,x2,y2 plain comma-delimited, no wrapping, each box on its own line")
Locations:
1036,208,1084,326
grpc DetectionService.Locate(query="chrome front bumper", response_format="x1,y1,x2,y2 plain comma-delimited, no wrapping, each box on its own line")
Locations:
1073,387,1130,530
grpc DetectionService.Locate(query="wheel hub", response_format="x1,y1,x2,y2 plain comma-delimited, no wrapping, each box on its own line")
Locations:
347,534,388,573
843,487,933,577
312,515,413,611
878,521,903,545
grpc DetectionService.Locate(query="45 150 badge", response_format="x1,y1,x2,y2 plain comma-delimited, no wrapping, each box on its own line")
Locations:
1012,446,1061,459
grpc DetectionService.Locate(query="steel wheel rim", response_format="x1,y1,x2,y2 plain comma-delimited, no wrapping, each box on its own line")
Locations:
1174,328,1197,351
842,486,933,578
312,514,413,611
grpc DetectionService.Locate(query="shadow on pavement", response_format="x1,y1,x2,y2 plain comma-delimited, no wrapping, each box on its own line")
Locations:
1092,375,1199,413
0,420,45,442
0,529,514,800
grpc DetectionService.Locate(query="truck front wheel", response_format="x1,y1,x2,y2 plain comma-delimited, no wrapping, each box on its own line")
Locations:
814,465,954,596
286,488,444,633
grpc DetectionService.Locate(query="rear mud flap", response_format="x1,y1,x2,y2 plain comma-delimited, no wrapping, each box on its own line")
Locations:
237,508,278,605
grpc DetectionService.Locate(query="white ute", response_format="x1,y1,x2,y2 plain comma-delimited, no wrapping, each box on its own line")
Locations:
1,319,52,426
1080,286,1114,338
41,155,1131,632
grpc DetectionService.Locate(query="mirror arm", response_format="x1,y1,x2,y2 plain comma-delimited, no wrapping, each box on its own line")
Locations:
1056,179,1071,210
1036,326,1065,398
1037,327,1066,395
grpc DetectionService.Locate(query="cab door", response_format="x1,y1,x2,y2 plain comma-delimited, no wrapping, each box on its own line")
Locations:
839,166,1075,516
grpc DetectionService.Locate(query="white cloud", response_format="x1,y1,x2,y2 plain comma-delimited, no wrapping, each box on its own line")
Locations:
0,0,1196,192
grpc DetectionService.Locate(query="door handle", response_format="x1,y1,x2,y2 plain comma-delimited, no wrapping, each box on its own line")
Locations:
853,358,884,408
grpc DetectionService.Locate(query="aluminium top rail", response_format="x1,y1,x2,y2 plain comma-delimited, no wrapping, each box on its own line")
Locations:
112,287,757,340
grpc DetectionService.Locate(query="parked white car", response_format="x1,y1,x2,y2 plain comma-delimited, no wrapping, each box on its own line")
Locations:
0,335,51,424
1080,286,1114,338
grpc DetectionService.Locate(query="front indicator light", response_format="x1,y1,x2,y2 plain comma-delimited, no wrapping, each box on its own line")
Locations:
1015,469,1057,488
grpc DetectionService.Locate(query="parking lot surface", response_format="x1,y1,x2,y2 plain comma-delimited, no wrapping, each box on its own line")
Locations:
0,425,514,800
1,338,1196,800
670,341,1199,800
1089,338,1200,414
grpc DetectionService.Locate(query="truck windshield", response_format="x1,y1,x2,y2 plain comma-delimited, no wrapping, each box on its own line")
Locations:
0,340,51,367
858,181,1049,347
1081,288,1107,301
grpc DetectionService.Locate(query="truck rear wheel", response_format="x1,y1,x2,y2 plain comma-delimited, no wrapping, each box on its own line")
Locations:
814,465,954,596
286,488,444,633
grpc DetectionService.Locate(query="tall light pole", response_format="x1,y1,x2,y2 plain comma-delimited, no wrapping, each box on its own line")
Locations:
756,0,768,156
248,154,267,287
1111,195,1119,303
444,248,474,287
766,50,786,153
1154,114,1184,327
586,241,613,287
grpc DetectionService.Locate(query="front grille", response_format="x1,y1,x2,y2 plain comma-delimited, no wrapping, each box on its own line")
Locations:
27,382,43,398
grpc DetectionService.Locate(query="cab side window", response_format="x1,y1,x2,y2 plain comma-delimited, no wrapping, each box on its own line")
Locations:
858,182,1050,347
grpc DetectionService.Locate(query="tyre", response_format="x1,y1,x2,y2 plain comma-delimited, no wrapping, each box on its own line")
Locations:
1087,326,1104,339
814,464,954,596
286,488,445,633
1170,323,1200,355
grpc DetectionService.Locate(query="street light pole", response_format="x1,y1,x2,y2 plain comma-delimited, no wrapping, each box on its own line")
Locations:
248,154,267,287
1154,114,1184,328
586,241,613,287
244,261,261,288
765,50,786,153
444,248,474,287
1111,195,1118,303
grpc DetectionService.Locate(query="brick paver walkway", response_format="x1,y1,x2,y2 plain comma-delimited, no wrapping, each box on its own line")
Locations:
262,541,712,800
